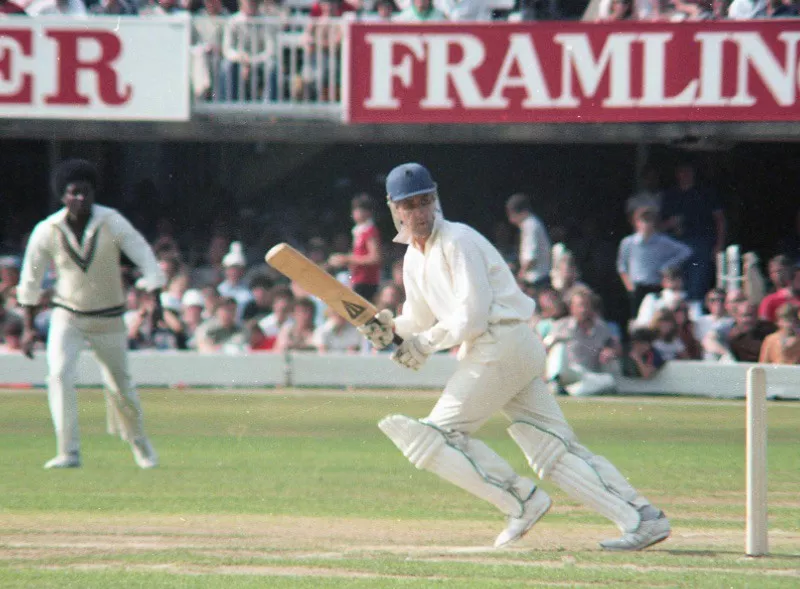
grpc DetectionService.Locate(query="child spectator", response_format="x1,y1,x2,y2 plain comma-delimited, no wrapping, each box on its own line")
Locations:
242,275,273,322
758,264,800,324
313,308,361,353
765,254,792,295
218,241,254,321
245,320,274,352
623,328,664,379
506,192,552,293
181,289,206,350
649,309,688,361
618,206,692,322
531,287,568,341
275,297,317,351
695,288,735,351
258,285,295,348
374,282,404,315
195,297,245,353
632,267,688,329
758,303,800,365
200,284,221,321
550,250,586,302
727,302,776,363
328,193,383,302
672,301,702,360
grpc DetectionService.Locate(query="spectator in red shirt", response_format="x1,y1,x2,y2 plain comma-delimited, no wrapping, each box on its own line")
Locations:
0,0,26,13
328,193,383,302
758,264,800,323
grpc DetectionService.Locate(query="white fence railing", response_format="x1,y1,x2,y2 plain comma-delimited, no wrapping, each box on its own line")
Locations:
1,352,799,399
190,16,344,118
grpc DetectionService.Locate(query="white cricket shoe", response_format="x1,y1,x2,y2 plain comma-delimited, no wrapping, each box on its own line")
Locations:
599,512,671,551
44,453,81,469
494,489,552,549
131,437,158,469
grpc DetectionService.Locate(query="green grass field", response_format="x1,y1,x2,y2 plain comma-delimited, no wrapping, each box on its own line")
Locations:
1,388,799,588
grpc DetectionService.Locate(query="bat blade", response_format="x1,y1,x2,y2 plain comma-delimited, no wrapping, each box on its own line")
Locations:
265,243,378,328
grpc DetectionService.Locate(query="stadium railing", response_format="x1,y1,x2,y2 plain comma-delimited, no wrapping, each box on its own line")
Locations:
190,16,344,120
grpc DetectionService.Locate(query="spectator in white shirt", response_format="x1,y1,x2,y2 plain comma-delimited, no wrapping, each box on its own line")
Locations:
728,0,767,18
701,290,744,361
506,192,552,292
632,267,688,329
26,0,87,15
649,309,688,361
217,241,254,321
257,285,294,347
313,308,362,353
394,0,447,20
180,288,206,349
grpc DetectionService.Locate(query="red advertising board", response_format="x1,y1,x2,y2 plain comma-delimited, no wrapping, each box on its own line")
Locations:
344,21,800,124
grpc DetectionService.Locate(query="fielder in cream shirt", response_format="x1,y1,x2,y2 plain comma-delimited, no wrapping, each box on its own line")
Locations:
17,159,165,470
359,163,670,551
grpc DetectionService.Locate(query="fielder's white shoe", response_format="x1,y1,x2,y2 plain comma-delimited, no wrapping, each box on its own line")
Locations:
44,452,81,469
599,511,671,551
494,489,552,549
131,437,158,469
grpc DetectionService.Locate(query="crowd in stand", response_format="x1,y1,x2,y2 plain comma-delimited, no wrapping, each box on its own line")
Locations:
0,157,799,398
2,0,797,20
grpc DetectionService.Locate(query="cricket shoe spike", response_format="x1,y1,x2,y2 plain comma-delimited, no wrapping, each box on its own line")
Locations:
494,488,552,549
599,510,671,551
44,452,81,469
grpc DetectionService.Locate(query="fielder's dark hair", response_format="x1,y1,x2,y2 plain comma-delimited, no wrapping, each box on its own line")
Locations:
505,193,532,214
52,159,98,198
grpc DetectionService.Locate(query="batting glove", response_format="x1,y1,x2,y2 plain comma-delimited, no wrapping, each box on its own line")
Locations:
357,309,395,350
390,335,433,371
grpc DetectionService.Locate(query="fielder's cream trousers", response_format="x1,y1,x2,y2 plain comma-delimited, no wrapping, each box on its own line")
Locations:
47,307,146,456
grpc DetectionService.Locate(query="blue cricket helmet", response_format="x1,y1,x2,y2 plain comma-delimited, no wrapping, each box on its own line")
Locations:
386,163,437,203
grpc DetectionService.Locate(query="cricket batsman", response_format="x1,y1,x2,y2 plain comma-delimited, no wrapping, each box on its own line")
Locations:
17,159,165,470
359,163,671,550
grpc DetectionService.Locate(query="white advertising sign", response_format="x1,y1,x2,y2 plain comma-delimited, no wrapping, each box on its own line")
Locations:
0,17,190,121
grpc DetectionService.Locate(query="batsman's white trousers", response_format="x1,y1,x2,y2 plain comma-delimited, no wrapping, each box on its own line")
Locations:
427,322,569,438
47,307,146,456
425,322,649,529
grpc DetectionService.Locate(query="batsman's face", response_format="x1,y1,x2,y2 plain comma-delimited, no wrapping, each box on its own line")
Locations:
62,181,95,218
396,193,436,240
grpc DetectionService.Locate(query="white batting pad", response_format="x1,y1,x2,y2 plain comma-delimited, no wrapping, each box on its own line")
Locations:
379,414,536,517
508,421,640,532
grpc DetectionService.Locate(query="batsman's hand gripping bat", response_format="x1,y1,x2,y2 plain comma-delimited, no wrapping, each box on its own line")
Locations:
265,243,402,346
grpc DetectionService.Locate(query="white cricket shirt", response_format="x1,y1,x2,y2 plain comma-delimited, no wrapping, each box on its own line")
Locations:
394,217,535,353
18,205,166,315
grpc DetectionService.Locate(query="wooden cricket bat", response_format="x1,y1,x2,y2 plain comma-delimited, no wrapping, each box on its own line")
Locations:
265,243,402,345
